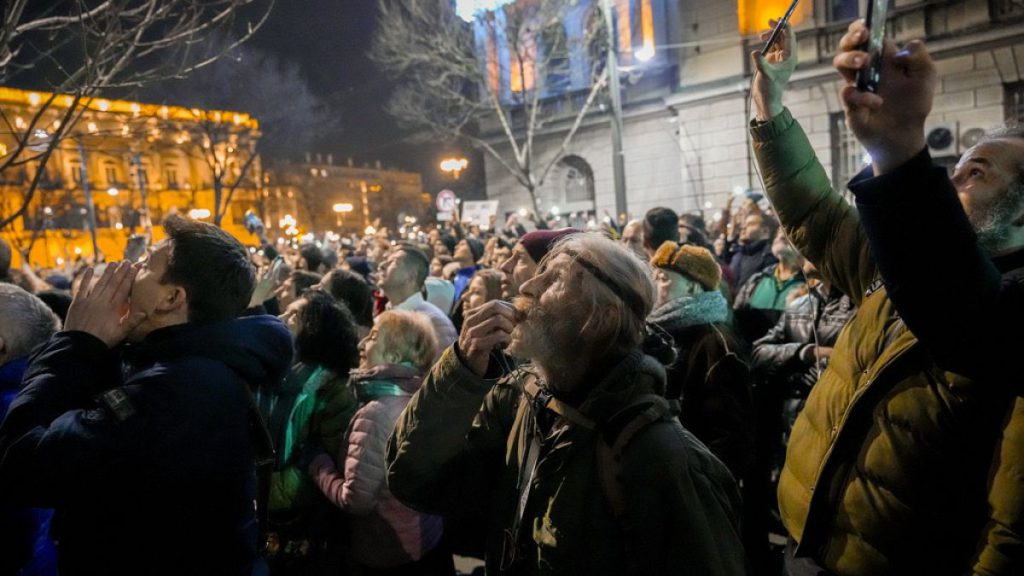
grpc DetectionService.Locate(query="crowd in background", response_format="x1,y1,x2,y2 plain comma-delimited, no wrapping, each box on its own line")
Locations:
0,187,854,575
2,18,1023,576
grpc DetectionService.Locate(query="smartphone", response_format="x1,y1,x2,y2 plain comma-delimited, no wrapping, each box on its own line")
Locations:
856,0,889,93
760,0,801,56
124,235,147,263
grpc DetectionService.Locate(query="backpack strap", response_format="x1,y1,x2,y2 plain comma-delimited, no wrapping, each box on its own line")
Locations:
595,394,676,573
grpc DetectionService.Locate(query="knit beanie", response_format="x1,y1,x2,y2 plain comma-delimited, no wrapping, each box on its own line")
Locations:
651,241,722,291
519,228,579,264
465,238,485,262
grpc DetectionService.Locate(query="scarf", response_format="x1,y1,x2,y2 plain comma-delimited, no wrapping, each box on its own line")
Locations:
349,362,424,403
648,290,730,333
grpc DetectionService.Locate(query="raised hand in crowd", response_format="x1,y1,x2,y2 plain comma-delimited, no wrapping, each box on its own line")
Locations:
456,299,516,377
64,261,147,348
833,20,936,174
751,20,798,122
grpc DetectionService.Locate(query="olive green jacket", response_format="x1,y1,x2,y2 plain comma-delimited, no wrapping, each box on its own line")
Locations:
386,346,747,575
752,109,1021,575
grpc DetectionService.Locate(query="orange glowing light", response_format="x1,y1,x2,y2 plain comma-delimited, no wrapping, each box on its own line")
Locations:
737,0,810,36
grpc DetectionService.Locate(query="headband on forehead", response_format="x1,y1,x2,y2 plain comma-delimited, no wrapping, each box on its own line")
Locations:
563,249,647,320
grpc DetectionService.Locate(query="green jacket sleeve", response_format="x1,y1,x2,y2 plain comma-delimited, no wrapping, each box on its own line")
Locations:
750,108,876,305
386,346,518,517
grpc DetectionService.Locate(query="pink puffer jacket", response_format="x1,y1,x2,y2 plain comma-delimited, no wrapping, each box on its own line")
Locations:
309,374,443,569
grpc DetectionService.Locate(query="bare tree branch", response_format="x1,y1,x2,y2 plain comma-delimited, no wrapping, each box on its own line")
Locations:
372,0,611,212
0,0,272,234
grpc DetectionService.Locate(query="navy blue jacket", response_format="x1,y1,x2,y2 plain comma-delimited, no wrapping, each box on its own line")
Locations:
0,316,292,576
850,148,1024,379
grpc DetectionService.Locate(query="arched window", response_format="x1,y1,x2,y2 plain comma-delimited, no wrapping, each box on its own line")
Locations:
559,155,595,204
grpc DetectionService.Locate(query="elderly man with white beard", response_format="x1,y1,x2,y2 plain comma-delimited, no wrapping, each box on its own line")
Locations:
386,232,747,575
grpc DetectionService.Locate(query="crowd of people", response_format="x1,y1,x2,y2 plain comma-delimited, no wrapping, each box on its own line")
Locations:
0,19,1022,576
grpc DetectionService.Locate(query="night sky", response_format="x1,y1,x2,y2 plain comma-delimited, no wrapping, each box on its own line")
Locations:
245,0,485,200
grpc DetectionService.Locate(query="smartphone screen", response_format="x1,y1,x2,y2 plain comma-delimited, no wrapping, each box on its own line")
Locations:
856,0,889,93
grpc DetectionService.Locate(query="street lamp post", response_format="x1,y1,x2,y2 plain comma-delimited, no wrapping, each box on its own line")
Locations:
600,0,628,220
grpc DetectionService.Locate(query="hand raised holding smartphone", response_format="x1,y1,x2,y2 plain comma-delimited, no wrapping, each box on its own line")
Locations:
834,18,936,175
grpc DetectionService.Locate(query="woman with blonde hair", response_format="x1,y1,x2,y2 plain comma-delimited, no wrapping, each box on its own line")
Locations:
307,310,452,575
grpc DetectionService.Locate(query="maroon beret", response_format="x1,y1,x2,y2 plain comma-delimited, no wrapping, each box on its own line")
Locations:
519,228,580,264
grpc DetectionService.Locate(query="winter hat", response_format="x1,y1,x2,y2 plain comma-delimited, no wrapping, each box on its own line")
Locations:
519,228,579,264
45,274,71,291
465,238,485,262
651,241,721,291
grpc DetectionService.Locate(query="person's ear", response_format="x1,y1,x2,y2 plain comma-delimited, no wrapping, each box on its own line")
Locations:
159,285,188,314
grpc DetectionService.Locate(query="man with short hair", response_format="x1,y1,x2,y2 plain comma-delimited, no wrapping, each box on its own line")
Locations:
750,21,1024,575
0,284,61,575
728,213,778,291
0,215,293,575
377,246,457,350
387,233,745,575
642,206,680,257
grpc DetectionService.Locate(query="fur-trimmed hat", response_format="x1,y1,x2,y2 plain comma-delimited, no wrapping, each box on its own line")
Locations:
650,241,721,291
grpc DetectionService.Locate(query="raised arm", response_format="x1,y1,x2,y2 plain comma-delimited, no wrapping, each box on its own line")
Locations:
749,24,876,303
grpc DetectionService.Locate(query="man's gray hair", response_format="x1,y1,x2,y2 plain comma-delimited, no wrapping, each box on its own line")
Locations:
0,284,61,361
973,123,1024,253
545,232,656,356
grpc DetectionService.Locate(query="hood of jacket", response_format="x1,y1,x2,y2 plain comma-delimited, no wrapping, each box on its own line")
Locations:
649,290,730,333
124,314,293,390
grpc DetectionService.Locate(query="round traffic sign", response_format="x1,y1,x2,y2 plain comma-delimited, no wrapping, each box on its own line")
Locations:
436,189,457,212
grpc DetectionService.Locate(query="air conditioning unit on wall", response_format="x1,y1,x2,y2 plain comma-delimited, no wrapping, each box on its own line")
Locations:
959,126,987,154
926,122,958,158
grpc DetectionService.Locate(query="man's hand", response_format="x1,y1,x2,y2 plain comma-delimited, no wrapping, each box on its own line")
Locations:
833,20,935,174
751,20,797,122
65,261,147,348
457,300,516,377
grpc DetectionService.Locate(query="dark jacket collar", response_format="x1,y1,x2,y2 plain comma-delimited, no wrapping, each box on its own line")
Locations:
992,247,1024,277
123,315,293,389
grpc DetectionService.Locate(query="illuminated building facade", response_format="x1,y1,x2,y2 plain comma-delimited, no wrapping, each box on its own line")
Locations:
0,87,262,266
473,0,1024,221
264,156,430,237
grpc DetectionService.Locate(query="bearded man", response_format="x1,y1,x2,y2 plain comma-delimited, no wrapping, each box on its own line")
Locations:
386,233,747,575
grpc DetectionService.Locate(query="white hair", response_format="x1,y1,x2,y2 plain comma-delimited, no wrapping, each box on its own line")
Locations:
0,284,61,361
545,232,655,356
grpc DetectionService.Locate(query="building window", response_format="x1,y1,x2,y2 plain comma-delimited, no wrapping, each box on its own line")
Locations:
67,159,82,183
1006,81,1024,123
541,22,570,94
164,164,179,188
560,155,595,204
830,112,865,197
103,161,119,186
